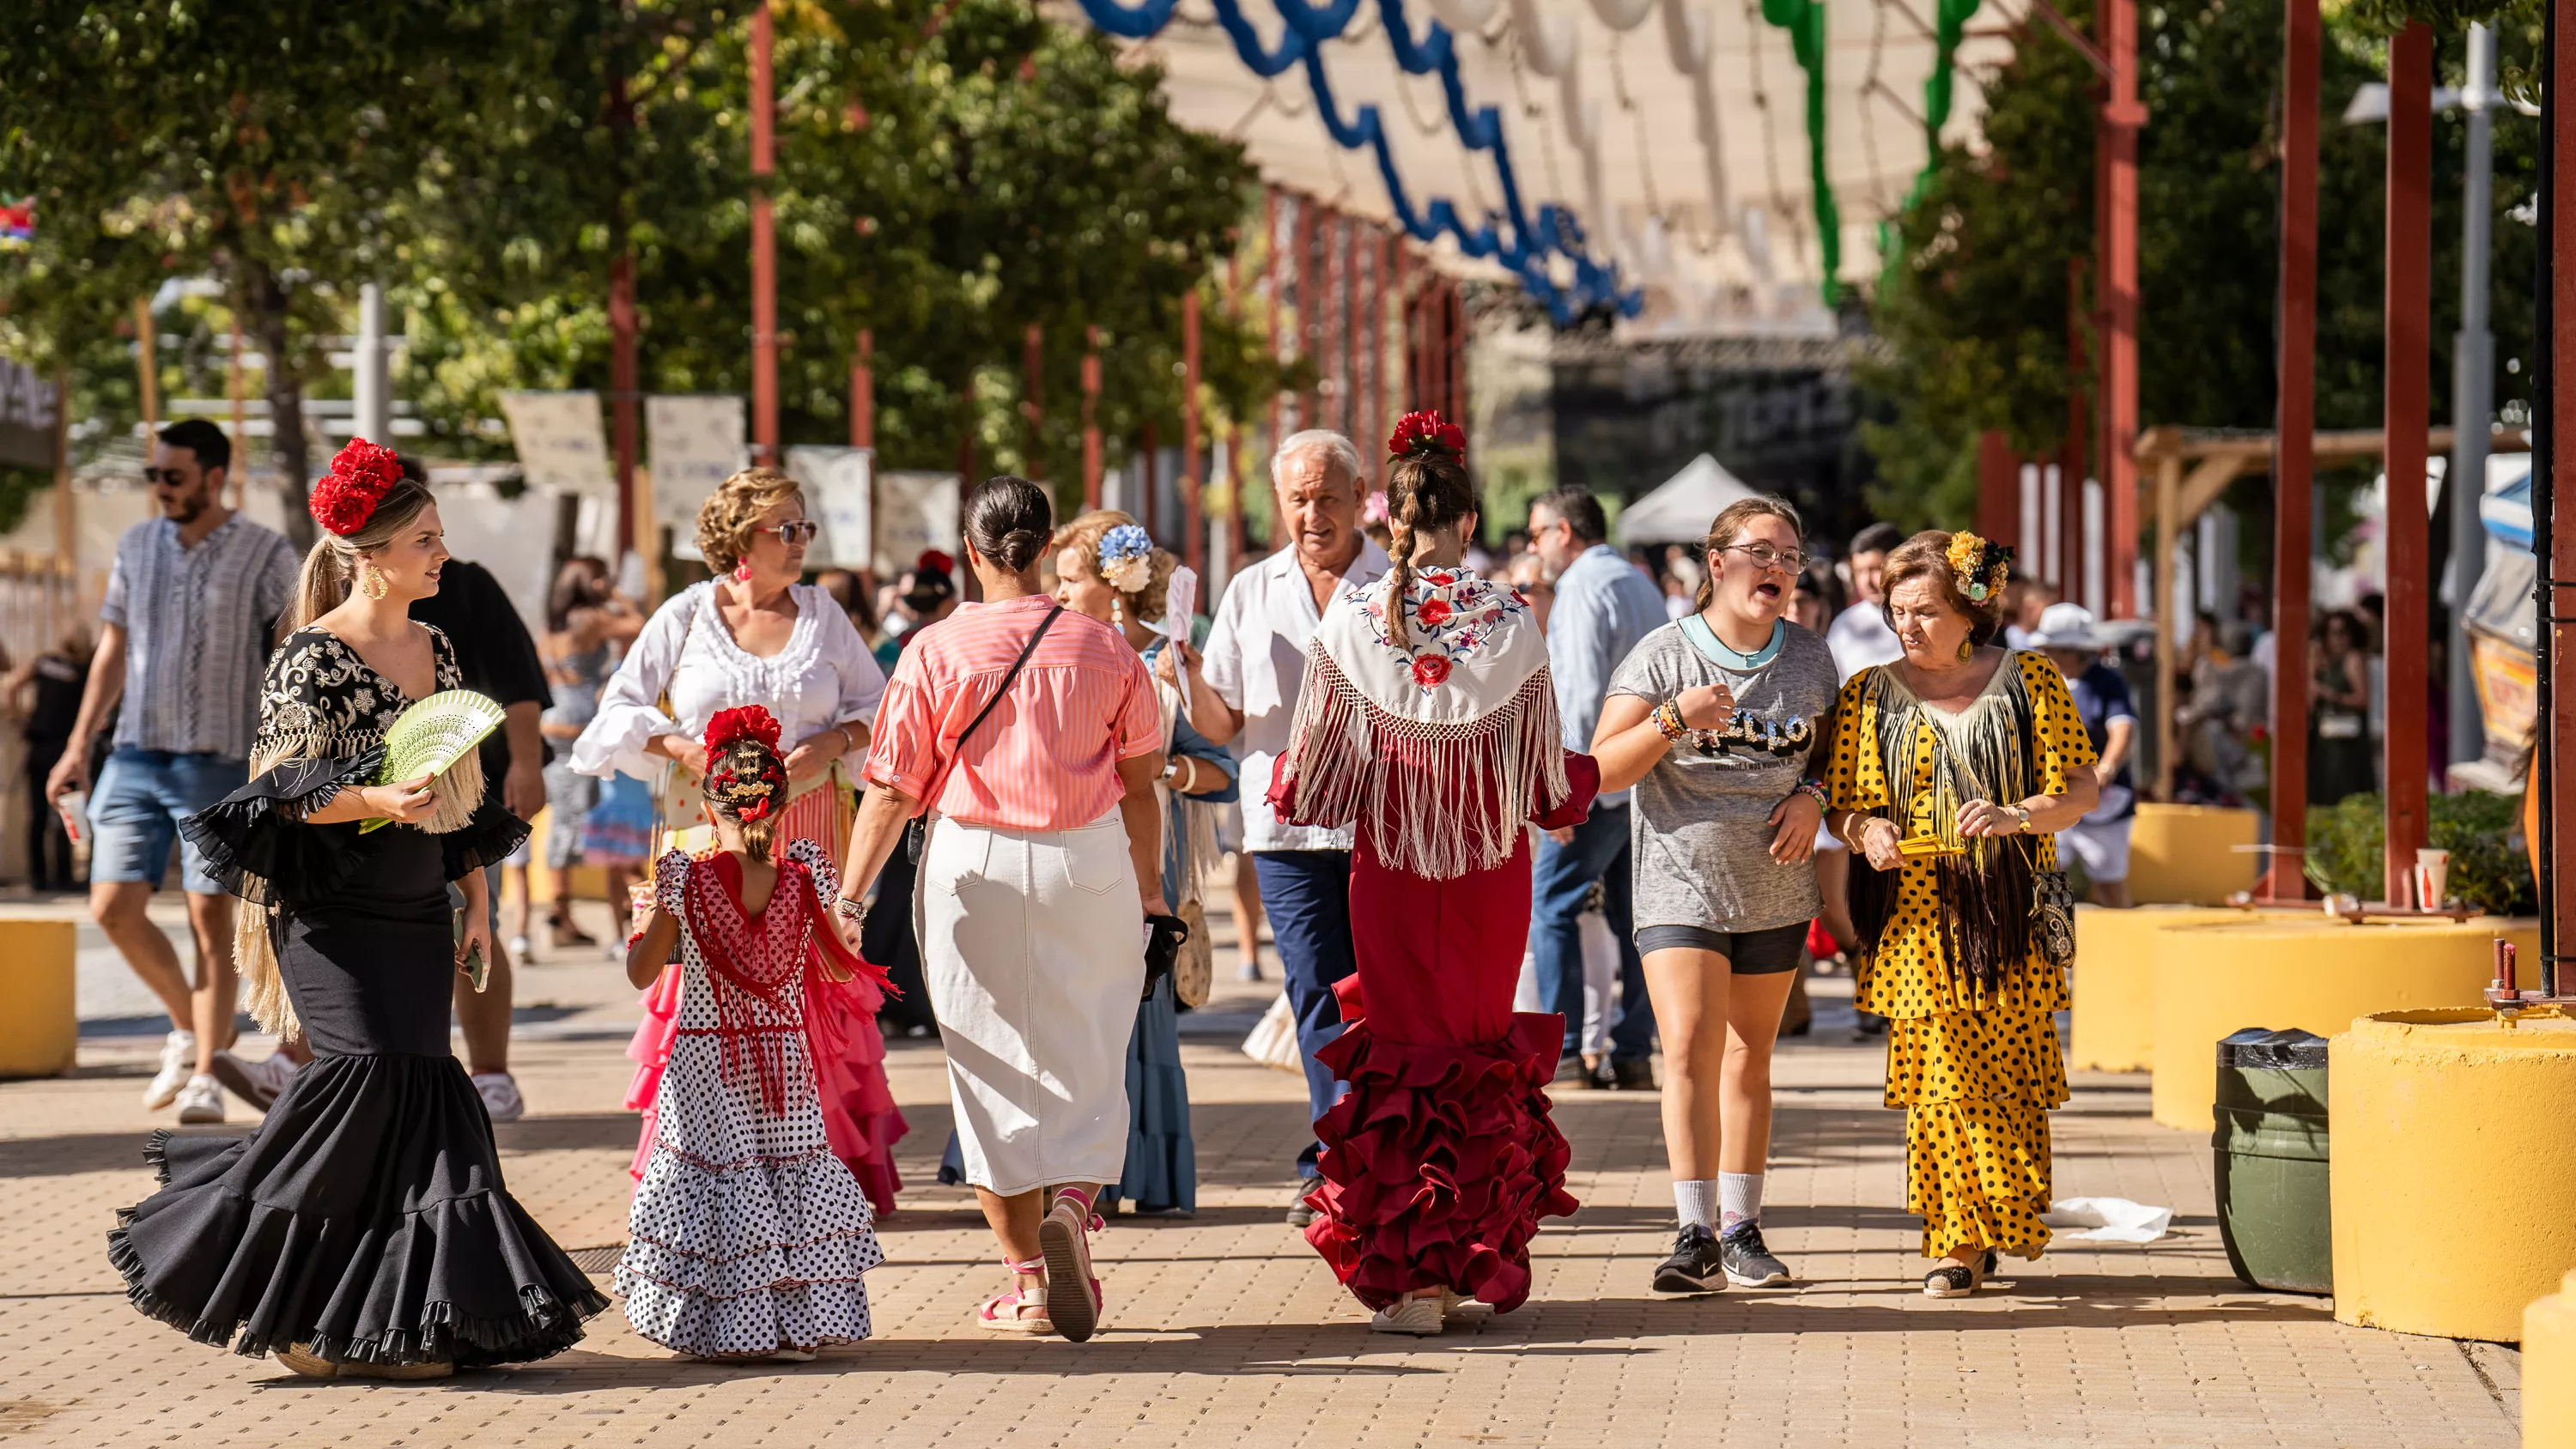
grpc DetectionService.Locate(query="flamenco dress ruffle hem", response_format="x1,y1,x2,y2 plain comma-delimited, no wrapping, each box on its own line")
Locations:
117,748,608,1367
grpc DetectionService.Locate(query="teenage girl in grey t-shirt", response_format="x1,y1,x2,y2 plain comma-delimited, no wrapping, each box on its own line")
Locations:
1589,496,1840,1298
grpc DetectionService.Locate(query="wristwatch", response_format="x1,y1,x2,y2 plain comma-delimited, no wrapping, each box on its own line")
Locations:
2008,804,2032,834
832,894,869,929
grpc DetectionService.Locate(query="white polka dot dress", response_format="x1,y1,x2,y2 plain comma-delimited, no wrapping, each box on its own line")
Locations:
615,847,883,1355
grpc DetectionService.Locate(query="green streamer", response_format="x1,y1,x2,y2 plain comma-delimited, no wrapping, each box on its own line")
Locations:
1761,0,1840,304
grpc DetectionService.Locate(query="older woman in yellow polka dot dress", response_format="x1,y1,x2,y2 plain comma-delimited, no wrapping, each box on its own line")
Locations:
1821,530,2099,1299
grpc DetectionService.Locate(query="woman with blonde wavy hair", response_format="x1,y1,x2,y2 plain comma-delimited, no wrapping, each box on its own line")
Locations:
113,439,605,1379
574,466,905,1214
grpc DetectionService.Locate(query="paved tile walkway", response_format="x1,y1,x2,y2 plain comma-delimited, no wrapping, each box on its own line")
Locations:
0,893,2521,1448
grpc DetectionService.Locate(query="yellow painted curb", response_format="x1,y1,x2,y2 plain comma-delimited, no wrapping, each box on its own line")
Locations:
0,918,77,1079
2331,1010,2576,1343
2530,1270,2576,1449
2069,905,2245,1072
2126,803,2259,905
2148,918,2525,1131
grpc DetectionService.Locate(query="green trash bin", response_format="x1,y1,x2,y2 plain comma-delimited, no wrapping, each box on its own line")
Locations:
2211,1027,2331,1294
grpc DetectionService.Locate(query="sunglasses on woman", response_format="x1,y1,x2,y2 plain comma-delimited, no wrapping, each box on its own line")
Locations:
759,520,820,545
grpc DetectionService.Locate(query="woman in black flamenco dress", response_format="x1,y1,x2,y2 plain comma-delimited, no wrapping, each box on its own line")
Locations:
110,443,606,1379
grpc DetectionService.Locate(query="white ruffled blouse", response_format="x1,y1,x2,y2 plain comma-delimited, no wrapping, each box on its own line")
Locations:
571,581,887,785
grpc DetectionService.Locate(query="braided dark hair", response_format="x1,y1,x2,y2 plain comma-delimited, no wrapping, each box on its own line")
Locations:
701,706,788,862
1382,410,1476,650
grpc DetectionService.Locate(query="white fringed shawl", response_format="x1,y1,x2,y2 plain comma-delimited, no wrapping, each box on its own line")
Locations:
1271,567,1567,882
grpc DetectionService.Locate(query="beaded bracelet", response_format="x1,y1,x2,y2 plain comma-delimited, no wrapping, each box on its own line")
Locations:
1793,779,1830,811
1652,698,1690,742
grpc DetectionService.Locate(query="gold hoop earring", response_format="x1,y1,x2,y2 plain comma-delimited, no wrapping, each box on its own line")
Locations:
1957,637,1974,662
361,562,389,601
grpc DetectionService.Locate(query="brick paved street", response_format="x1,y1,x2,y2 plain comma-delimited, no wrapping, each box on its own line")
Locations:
0,894,2521,1449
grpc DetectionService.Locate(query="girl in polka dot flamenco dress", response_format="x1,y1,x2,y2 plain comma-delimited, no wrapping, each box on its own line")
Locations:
617,706,893,1360
1821,532,2099,1299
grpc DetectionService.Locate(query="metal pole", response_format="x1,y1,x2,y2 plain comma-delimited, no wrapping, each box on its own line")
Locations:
134,299,160,435
2542,0,2572,995
355,282,389,446
850,330,872,450
2383,20,2433,906
2103,0,2142,618
1182,289,1203,579
749,3,778,463
2450,21,2498,768
1082,326,1102,509
2269,0,2320,902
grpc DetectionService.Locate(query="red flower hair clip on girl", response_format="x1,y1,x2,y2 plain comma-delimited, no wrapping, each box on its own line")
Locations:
702,706,787,823
1387,409,1466,463
307,437,404,537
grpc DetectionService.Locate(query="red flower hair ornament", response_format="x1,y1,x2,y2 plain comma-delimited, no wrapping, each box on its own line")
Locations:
308,437,404,537
702,706,787,823
1387,409,1466,464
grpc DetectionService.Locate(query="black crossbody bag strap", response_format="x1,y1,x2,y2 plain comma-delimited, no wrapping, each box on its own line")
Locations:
904,602,1064,864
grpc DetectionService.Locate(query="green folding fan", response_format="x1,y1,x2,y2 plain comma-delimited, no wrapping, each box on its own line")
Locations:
358,689,507,834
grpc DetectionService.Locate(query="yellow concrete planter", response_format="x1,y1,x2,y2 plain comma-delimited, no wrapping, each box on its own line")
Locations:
2331,1010,2576,1343
2125,803,2261,905
2530,1269,2576,1449
0,918,77,1078
2148,918,2524,1131
2069,905,2246,1072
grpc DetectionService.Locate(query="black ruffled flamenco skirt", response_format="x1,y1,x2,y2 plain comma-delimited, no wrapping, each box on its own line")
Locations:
109,1051,610,1367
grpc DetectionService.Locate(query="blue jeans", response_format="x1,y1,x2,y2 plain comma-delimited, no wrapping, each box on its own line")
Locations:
1530,801,1656,1063
90,748,247,894
1253,850,1358,1179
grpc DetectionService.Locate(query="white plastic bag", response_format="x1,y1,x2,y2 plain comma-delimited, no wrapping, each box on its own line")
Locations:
2041,1197,2175,1243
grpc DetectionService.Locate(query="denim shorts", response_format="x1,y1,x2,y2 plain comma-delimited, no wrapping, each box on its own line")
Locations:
90,748,249,894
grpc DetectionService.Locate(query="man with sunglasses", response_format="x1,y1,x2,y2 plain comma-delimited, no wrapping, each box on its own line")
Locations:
46,420,298,1125
1525,488,1667,1088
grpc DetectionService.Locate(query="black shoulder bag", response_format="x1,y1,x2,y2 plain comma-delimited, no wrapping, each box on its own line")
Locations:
903,603,1064,865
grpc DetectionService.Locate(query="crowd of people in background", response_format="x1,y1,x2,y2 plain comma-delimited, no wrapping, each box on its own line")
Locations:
10,409,2268,1375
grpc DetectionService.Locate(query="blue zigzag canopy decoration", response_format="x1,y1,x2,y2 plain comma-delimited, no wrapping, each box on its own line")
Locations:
1076,0,1643,325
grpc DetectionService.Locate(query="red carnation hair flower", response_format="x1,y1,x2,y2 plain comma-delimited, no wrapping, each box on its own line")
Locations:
915,549,955,576
1387,409,1466,464
702,705,783,758
308,437,405,537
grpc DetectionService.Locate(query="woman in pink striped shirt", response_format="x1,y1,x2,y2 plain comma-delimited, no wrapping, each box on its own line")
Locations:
832,476,1170,1344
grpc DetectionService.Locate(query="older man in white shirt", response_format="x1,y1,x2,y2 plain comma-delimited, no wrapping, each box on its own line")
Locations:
1170,429,1388,1227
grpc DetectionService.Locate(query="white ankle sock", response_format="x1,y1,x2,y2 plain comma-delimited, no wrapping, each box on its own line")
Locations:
1719,1172,1764,1233
1674,1179,1720,1231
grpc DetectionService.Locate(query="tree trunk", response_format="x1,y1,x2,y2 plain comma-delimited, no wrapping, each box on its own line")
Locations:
239,257,313,549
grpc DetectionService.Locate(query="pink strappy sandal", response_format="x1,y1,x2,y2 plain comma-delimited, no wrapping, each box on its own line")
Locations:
975,1255,1054,1334
1039,1186,1107,1342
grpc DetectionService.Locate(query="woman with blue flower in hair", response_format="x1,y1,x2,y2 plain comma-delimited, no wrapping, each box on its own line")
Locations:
1048,512,1236,1216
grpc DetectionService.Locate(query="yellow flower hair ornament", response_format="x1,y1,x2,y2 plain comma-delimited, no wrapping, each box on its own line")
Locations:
1946,531,2014,604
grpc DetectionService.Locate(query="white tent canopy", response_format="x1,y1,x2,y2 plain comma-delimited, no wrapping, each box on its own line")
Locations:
1613,452,1754,545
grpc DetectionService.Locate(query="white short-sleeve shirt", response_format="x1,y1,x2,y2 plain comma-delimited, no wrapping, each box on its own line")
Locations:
1201,538,1389,852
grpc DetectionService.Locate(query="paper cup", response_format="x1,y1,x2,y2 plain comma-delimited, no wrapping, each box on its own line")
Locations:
2413,848,2451,911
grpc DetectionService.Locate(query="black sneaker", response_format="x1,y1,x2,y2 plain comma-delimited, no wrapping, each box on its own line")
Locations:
1650,1225,1728,1294
1719,1222,1791,1287
1285,1179,1319,1228
1612,1058,1657,1091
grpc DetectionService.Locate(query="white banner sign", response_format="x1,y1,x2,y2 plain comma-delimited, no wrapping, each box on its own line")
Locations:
783,446,873,572
498,391,611,497
647,395,747,557
872,471,962,582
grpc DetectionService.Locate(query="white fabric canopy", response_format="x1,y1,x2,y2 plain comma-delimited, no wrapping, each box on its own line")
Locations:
1613,452,1753,545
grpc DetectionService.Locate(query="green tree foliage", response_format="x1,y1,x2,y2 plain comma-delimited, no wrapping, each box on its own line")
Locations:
1861,0,2540,535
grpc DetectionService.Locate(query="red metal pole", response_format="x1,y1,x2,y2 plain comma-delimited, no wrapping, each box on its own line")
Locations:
1022,323,1045,480
1082,325,1103,509
851,329,873,450
2064,257,2088,602
1141,421,1160,536
2549,0,2576,987
1265,188,1284,527
750,3,778,464
1977,430,2018,549
610,252,639,554
2268,0,2318,902
2383,20,2433,904
1298,198,1320,433
1182,289,1203,579
2102,0,2142,618
1359,233,1382,481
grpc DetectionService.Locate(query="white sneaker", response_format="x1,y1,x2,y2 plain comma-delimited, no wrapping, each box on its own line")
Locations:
174,1074,226,1125
210,1050,302,1111
1368,1296,1444,1337
471,1072,526,1124
507,934,532,961
142,1030,197,1110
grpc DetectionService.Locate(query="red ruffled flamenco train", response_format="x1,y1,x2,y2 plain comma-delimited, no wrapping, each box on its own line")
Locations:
1300,978,1578,1313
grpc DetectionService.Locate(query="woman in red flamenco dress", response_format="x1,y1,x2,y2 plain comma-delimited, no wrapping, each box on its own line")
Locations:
1267,411,1597,1336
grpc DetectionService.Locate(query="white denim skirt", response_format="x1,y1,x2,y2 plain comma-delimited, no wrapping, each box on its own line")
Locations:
916,810,1146,1195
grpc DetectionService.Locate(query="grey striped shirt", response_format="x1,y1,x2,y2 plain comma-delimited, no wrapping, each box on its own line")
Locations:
100,512,300,759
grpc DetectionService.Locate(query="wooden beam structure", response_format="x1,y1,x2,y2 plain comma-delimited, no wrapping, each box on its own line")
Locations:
2383,20,2435,906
